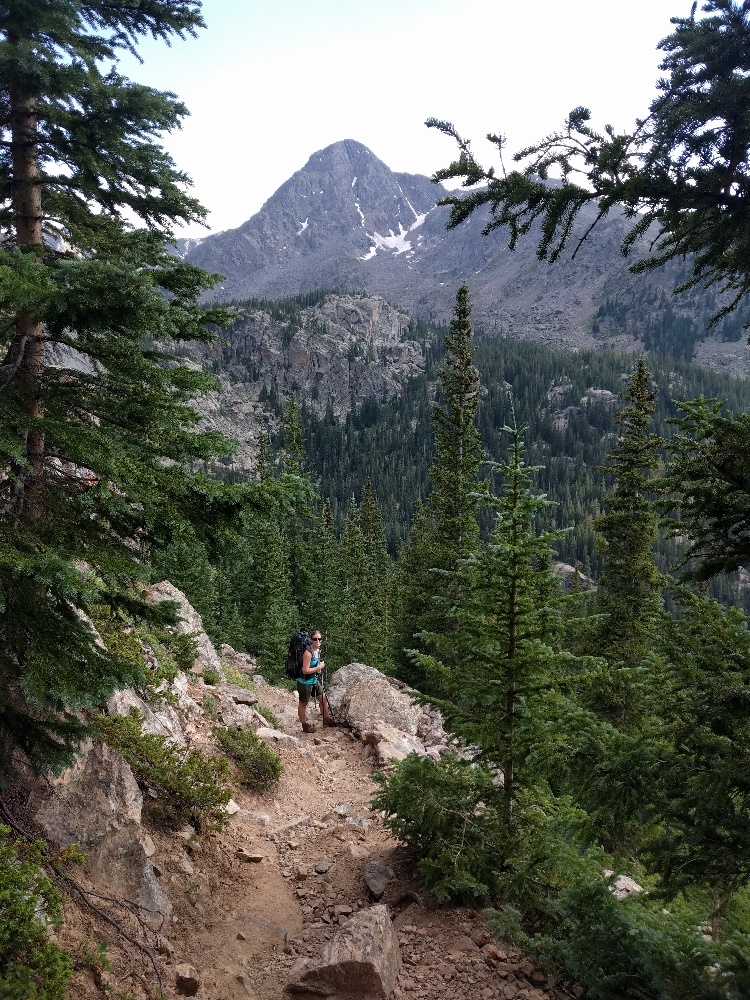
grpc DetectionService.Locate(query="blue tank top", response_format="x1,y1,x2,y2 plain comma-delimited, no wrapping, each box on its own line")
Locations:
298,651,320,685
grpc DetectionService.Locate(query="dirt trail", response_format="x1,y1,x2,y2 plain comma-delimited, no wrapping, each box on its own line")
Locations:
61,681,564,1000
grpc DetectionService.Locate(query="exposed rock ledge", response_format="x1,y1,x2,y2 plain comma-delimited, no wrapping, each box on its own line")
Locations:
327,662,449,767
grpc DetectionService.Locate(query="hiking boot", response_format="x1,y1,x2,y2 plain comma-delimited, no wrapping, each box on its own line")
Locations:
301,722,316,733
323,718,337,727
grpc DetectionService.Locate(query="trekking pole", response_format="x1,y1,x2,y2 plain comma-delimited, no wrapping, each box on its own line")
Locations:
321,664,337,725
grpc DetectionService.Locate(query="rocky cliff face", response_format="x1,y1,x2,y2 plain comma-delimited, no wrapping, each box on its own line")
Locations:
26,584,536,1000
192,292,426,472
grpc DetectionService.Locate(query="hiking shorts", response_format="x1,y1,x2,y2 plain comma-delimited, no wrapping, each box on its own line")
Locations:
297,680,321,705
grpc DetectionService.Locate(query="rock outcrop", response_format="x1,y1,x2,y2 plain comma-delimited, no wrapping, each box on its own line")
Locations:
28,740,170,927
107,687,186,746
145,579,224,677
292,903,401,998
25,582,228,930
327,662,448,767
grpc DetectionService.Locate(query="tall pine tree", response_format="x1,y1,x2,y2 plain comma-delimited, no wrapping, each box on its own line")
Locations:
394,283,486,686
0,3,233,778
280,394,313,616
361,480,393,672
588,358,666,728
412,423,581,837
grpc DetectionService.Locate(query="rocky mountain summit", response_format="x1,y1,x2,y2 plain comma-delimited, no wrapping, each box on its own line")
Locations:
182,140,750,372
11,583,577,1000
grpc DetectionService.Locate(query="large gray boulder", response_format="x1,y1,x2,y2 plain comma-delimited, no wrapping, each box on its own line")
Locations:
326,663,447,765
220,643,259,677
327,663,422,735
28,741,170,927
214,681,265,730
144,580,223,677
362,723,427,767
293,904,401,997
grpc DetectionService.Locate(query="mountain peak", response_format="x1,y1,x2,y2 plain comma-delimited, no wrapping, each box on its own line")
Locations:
185,140,442,303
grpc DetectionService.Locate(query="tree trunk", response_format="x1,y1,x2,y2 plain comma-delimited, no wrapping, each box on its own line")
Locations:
8,54,45,520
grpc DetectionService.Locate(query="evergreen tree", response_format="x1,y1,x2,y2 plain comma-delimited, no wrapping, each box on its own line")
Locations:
430,284,486,565
305,501,343,664
647,587,750,908
393,284,486,685
281,395,305,476
279,394,313,614
338,498,371,664
392,501,439,683
150,522,217,635
361,480,393,672
0,2,232,778
428,0,750,320
661,397,750,580
245,515,298,675
413,424,582,838
588,358,666,727
256,415,271,482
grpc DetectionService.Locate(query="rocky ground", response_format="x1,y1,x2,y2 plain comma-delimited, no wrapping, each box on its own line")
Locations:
45,669,566,1000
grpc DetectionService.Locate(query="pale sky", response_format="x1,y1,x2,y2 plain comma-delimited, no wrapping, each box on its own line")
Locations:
118,0,683,237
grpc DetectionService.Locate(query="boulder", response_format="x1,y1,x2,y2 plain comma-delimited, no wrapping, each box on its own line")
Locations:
363,864,395,900
165,671,200,712
220,643,259,676
295,904,400,997
28,741,170,927
218,698,265,730
145,580,223,677
416,703,446,747
215,682,265,730
256,726,300,750
326,663,447,763
604,870,644,899
107,688,185,746
216,683,259,706
175,963,200,996
327,663,423,735
362,723,427,766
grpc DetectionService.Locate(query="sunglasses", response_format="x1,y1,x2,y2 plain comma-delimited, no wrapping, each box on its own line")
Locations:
312,636,322,641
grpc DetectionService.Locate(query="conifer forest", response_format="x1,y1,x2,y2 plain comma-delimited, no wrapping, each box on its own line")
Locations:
5,2,750,999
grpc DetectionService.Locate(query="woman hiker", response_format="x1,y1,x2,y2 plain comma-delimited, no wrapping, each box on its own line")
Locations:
298,631,335,733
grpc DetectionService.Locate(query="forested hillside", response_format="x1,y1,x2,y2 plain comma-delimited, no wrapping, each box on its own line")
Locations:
297,336,750,604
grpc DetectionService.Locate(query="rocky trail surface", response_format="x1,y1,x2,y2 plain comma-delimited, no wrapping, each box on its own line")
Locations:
12,584,566,1000
53,670,561,1000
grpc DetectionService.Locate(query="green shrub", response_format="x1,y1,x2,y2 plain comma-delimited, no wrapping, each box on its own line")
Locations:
255,704,280,729
202,694,219,721
89,604,147,673
202,668,222,686
372,754,508,903
163,628,199,675
0,826,72,999
213,726,282,791
488,879,731,1000
94,711,231,831
89,604,198,686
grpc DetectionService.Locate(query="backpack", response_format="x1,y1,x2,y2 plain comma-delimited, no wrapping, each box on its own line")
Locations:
284,630,311,680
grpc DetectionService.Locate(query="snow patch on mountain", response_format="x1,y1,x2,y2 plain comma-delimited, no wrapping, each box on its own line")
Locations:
357,207,431,262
